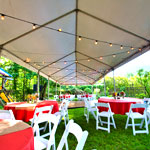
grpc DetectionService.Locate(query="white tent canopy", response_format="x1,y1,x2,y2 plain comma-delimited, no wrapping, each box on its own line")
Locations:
0,0,149,85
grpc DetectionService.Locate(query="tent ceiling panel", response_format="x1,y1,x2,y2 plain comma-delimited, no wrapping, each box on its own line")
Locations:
78,0,150,40
0,0,150,85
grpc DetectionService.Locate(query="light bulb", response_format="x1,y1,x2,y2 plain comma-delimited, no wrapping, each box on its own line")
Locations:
95,40,98,45
120,45,123,49
58,28,62,32
127,51,130,54
139,48,142,51
32,24,36,29
1,14,5,20
109,43,112,47
130,47,134,50
113,54,116,58
78,36,82,41
100,56,103,60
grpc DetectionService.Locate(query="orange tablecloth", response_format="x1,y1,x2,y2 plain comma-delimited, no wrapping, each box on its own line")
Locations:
98,97,143,115
4,100,59,122
0,119,34,150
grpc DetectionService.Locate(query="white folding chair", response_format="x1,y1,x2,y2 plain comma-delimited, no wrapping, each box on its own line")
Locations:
84,98,96,123
0,109,15,120
34,114,61,150
95,103,116,133
55,100,70,127
30,106,53,133
57,120,88,150
125,103,149,135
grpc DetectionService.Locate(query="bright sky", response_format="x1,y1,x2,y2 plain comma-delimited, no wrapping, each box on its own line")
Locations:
107,50,150,77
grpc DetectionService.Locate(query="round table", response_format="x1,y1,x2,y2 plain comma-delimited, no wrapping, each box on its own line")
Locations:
0,119,34,150
4,100,59,122
98,97,143,115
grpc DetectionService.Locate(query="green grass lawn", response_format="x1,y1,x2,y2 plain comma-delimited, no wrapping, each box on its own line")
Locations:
1,105,150,150
54,108,150,150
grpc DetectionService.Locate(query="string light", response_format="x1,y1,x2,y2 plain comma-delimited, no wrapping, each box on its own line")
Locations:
127,51,130,54
95,40,98,45
99,56,103,60
42,61,45,64
1,14,5,20
53,63,56,65
120,45,123,49
32,24,36,29
113,54,116,58
130,47,134,50
75,60,78,63
139,48,142,51
78,36,82,41
58,28,62,32
64,61,67,64
25,58,30,63
0,12,141,52
87,59,90,62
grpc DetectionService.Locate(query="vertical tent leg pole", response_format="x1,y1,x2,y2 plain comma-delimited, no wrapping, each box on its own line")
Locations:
37,72,40,100
56,82,57,95
60,85,61,95
113,69,116,93
104,76,106,96
48,78,49,99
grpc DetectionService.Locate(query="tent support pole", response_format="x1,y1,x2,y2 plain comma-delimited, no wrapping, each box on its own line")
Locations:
56,82,57,95
48,78,49,99
37,72,40,100
104,76,106,96
113,70,116,92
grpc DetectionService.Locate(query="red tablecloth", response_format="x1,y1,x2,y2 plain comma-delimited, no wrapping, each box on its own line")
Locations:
98,97,143,115
0,119,34,150
4,100,59,122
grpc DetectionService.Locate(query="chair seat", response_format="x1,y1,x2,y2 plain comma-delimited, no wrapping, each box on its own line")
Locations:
126,112,144,119
34,136,48,150
98,111,114,117
89,107,97,112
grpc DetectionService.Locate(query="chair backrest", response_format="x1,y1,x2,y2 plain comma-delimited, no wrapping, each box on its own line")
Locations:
129,103,147,115
84,98,91,109
31,105,53,126
59,99,68,110
57,120,88,150
33,114,61,149
95,102,112,113
0,109,15,120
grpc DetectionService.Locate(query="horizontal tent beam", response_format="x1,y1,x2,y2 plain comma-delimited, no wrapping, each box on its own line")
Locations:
40,51,75,71
77,71,95,81
77,51,112,68
77,76,92,84
78,9,150,42
77,62,102,74
57,71,75,82
49,62,75,76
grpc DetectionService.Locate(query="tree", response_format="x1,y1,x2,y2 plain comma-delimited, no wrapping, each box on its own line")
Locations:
136,69,150,97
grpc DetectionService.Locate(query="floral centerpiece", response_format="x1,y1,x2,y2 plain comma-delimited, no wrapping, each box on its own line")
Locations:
120,91,125,98
112,92,117,99
27,93,38,103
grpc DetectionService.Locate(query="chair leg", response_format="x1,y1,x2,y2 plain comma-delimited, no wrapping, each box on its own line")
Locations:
111,115,116,129
132,118,136,136
144,116,149,134
125,115,130,129
96,115,98,130
98,116,103,126
140,118,144,129
108,116,110,133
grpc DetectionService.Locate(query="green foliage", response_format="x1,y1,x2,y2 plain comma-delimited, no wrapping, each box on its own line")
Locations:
84,87,92,94
72,98,78,101
137,69,150,97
